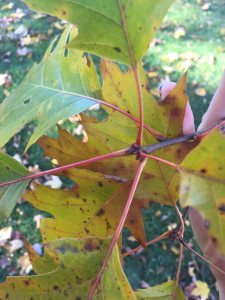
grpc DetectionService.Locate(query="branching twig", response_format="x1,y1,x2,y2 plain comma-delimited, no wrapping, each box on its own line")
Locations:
179,238,225,276
1,120,225,189
87,158,147,300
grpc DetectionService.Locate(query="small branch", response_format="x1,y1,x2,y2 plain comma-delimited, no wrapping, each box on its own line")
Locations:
141,118,225,154
133,66,144,146
141,133,197,154
179,238,225,276
173,207,191,239
0,149,128,188
123,230,170,258
175,205,185,237
2,120,225,190
87,158,147,300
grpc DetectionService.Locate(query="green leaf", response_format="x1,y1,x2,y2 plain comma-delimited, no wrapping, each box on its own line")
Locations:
0,152,29,222
179,130,225,255
0,26,101,150
24,0,174,66
0,238,136,300
136,280,186,299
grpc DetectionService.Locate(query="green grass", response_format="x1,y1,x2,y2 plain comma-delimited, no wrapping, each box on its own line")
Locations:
0,0,224,297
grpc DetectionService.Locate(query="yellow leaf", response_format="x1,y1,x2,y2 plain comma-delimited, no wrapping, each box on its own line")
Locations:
147,71,159,78
220,28,225,36
173,27,186,39
194,87,207,96
162,51,179,63
192,281,210,299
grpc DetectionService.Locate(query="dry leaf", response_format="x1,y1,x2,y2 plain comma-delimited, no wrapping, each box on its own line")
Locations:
191,281,210,300
195,87,206,97
0,227,12,245
162,51,179,63
173,27,186,39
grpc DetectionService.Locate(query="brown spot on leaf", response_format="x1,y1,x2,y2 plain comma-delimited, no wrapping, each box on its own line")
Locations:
200,168,207,174
171,107,181,118
96,209,105,216
204,220,210,229
61,9,67,15
75,276,82,284
105,218,111,230
98,181,103,187
23,279,31,286
53,285,59,290
211,237,217,244
113,47,121,53
218,204,225,215
24,98,30,104
84,239,98,252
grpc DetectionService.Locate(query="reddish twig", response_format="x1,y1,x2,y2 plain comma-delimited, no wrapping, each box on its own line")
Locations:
0,149,128,188
117,0,144,146
87,158,147,300
140,152,179,170
133,66,144,146
123,230,170,258
172,243,183,300
171,206,185,299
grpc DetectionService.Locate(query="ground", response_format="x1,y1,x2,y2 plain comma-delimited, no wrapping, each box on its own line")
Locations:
0,0,224,298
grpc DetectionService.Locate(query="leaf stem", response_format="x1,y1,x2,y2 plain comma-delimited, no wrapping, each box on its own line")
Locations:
134,66,144,146
172,243,183,300
122,230,170,258
141,152,179,170
87,158,147,300
175,205,185,237
0,149,127,188
117,0,144,145
171,206,185,300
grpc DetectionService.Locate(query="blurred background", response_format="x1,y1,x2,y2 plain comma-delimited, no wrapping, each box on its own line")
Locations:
0,0,225,298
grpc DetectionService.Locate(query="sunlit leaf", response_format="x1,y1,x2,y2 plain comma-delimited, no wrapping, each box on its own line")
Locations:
0,238,136,300
180,130,225,255
24,0,174,66
136,280,186,299
0,26,100,150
